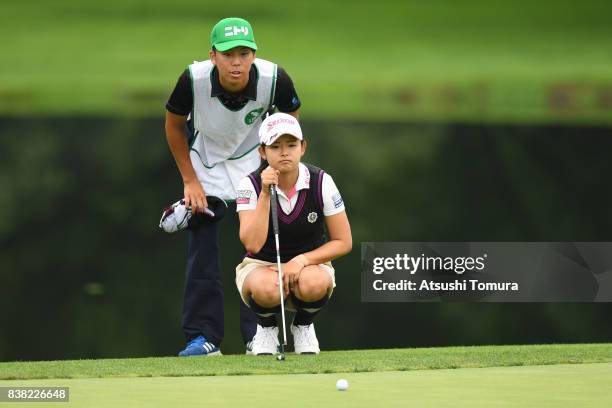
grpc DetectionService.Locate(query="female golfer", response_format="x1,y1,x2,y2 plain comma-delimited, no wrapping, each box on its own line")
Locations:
234,112,352,355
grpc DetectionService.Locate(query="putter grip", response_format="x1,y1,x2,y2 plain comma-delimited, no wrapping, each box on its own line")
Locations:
270,185,280,235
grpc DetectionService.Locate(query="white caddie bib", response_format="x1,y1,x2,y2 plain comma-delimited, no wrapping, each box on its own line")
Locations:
189,58,277,166
188,58,277,199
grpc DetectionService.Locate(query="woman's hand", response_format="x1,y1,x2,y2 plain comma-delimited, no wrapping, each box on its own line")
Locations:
260,166,280,193
271,255,307,295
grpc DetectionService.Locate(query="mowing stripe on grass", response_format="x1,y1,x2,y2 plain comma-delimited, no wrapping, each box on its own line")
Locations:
1,363,611,408
1,343,611,380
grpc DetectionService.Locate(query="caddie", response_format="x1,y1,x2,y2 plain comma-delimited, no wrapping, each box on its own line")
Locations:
164,17,301,356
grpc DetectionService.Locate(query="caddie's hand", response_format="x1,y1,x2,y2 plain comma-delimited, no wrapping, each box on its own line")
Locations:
260,166,280,193
184,180,208,213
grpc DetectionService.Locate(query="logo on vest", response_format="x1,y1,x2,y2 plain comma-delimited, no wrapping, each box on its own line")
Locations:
307,212,318,223
244,108,264,125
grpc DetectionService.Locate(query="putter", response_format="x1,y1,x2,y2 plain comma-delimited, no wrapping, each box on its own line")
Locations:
270,184,287,361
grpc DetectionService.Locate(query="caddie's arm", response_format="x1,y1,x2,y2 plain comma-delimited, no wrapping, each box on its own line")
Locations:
165,110,208,213
275,67,300,120
286,110,299,120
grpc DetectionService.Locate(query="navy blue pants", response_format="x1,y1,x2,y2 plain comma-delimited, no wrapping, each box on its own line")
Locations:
181,211,257,346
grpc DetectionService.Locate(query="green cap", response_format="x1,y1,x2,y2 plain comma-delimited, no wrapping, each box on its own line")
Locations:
210,17,257,52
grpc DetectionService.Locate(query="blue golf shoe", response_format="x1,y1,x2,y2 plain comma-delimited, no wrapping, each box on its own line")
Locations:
178,335,222,357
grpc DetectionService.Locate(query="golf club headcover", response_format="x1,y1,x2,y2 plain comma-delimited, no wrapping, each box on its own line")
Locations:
159,199,192,233
159,196,227,233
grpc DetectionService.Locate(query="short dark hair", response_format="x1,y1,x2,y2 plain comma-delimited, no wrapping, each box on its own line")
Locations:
211,46,257,53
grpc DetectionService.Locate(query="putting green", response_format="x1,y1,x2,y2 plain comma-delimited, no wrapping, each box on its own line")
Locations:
1,363,610,407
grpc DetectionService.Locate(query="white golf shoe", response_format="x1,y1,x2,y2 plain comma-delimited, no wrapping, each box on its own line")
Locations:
291,323,320,354
247,325,280,355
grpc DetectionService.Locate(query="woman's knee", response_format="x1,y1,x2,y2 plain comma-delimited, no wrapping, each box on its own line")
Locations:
295,268,330,301
249,279,281,307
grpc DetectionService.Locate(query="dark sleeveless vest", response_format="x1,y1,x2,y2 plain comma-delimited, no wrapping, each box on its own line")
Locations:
246,163,326,263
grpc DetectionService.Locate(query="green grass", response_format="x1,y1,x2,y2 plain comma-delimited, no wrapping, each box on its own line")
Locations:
1,363,611,407
1,0,612,123
1,344,611,380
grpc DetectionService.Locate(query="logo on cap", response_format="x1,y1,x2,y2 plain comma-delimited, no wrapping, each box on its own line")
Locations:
266,117,297,132
225,26,249,37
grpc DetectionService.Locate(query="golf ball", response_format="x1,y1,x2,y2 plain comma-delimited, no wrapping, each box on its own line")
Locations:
336,379,348,391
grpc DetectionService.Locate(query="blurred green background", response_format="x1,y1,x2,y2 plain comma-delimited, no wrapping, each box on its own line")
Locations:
1,0,611,360
2,0,612,122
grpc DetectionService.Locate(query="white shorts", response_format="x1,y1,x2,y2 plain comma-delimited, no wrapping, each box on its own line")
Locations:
235,257,336,307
